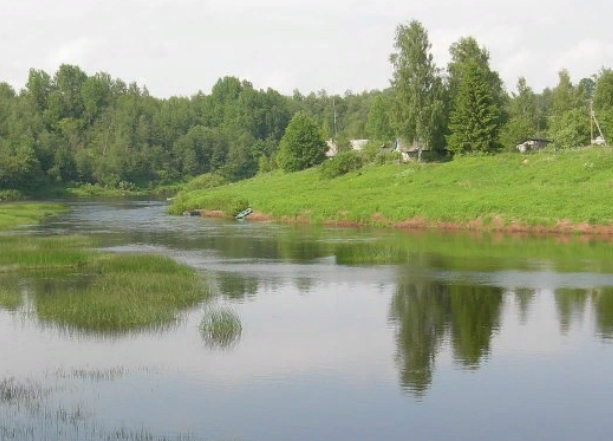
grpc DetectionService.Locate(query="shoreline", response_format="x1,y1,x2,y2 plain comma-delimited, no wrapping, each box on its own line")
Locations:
192,209,613,237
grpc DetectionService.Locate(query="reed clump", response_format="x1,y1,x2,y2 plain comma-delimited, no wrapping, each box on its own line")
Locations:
199,307,243,349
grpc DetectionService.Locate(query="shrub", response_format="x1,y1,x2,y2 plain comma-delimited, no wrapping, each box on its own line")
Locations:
320,151,363,180
360,141,385,163
0,190,25,202
258,155,278,174
375,151,402,165
277,112,327,172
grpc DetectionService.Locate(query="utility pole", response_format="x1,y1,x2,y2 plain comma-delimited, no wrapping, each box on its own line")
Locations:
590,100,594,143
332,97,338,137
590,100,607,146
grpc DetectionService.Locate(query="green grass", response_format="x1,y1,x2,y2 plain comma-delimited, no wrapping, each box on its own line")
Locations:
199,307,243,349
0,235,93,271
0,202,67,231
171,148,613,229
35,255,209,334
0,276,22,310
0,235,210,334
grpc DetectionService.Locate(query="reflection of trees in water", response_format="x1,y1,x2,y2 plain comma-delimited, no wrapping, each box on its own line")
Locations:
553,287,613,340
389,281,449,398
294,277,316,294
389,275,504,397
216,272,259,301
514,288,536,325
591,287,613,341
554,288,589,334
448,285,504,368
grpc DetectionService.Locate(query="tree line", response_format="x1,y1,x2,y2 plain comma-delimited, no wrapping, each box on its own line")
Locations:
0,66,380,191
2,19,613,192
384,20,613,157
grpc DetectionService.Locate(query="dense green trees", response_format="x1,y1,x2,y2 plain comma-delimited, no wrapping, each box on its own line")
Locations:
277,112,327,172
0,65,385,192
0,20,611,193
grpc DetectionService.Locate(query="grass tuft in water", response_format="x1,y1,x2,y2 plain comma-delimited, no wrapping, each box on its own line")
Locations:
199,307,243,349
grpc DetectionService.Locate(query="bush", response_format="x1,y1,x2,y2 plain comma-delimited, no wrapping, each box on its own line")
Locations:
0,190,25,202
360,141,385,163
182,173,227,193
258,155,277,174
277,112,327,172
548,109,590,149
320,151,363,180
375,151,402,165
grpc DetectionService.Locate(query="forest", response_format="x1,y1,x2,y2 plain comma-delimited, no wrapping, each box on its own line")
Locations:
1,20,612,195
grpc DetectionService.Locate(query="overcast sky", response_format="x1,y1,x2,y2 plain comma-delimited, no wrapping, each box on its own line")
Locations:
2,0,612,97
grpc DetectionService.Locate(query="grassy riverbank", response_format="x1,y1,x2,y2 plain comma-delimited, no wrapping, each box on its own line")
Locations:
171,148,613,233
0,202,67,231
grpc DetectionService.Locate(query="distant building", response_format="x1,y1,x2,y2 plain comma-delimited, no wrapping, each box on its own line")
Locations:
349,139,369,151
326,139,370,157
592,135,606,146
516,138,553,153
326,139,338,158
393,138,429,162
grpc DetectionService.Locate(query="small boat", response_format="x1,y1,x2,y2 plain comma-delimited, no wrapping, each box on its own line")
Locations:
235,208,253,220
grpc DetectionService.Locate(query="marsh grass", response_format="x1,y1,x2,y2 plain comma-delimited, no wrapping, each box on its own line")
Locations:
0,378,47,405
172,148,613,228
199,307,243,349
34,255,209,334
0,232,210,334
0,275,22,311
0,235,93,271
0,202,67,231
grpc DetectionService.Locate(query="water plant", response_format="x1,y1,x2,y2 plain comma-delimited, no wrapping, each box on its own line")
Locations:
199,307,243,349
0,202,67,231
34,255,210,335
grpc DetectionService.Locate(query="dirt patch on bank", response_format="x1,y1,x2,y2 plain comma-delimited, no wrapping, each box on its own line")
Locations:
195,209,613,237
200,210,228,219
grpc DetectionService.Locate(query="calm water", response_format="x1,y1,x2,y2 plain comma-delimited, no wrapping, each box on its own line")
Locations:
2,201,613,440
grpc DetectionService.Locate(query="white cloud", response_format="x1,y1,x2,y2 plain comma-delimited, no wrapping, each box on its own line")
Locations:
1,0,612,96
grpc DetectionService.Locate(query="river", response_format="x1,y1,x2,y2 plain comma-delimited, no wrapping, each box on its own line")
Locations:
2,200,613,441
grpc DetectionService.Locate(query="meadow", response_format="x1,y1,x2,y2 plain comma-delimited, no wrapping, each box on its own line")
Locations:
171,148,613,232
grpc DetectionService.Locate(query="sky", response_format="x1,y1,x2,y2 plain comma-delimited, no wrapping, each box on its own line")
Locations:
1,0,612,97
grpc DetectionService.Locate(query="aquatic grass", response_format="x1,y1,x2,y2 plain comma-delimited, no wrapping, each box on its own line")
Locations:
34,255,210,334
0,235,94,271
0,202,67,231
172,148,613,229
0,378,47,405
0,275,22,311
199,307,243,349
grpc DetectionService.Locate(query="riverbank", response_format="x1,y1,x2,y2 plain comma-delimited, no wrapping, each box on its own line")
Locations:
171,148,613,235
0,202,68,231
0,181,184,203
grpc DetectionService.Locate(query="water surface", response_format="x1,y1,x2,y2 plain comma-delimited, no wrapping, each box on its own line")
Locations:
2,201,613,440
